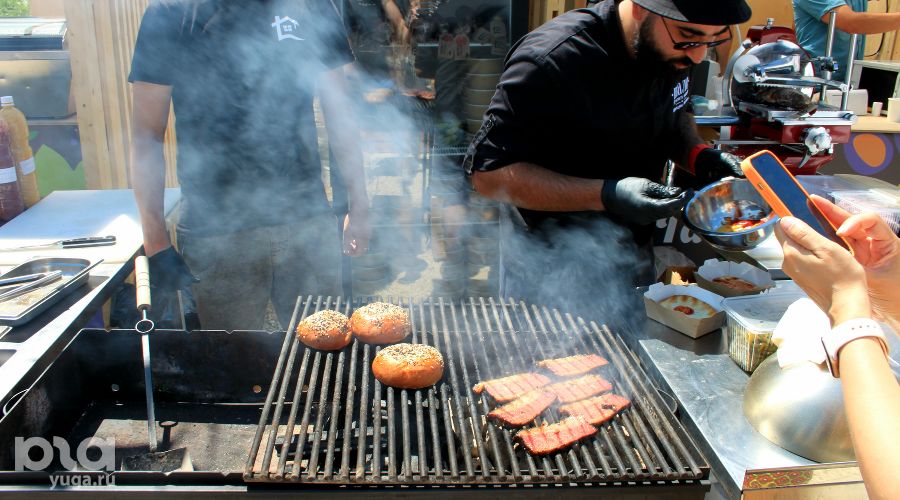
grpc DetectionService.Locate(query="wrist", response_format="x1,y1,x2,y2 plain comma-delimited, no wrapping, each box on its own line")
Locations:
827,285,870,325
143,237,171,258
823,317,890,377
684,143,711,174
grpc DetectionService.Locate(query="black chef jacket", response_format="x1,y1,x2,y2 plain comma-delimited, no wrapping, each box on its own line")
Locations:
465,0,692,244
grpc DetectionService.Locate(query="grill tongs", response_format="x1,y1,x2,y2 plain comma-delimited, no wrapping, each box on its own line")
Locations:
122,256,191,472
0,271,63,302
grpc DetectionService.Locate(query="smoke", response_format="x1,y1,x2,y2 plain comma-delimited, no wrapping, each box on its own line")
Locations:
498,209,653,347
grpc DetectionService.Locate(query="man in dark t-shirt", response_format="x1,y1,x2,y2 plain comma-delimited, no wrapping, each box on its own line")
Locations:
130,0,369,331
464,0,750,321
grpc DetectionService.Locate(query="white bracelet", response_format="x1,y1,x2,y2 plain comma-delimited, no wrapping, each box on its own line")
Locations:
822,318,890,378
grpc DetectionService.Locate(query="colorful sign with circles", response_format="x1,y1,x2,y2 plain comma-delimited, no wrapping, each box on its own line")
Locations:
843,133,894,176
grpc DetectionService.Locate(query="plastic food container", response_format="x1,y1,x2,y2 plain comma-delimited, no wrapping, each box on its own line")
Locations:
831,190,900,234
721,288,807,372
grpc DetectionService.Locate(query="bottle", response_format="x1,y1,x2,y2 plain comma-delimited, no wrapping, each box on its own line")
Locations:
0,120,24,223
0,96,39,207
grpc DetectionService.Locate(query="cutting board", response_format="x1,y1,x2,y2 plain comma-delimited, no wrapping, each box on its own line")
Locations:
0,189,181,267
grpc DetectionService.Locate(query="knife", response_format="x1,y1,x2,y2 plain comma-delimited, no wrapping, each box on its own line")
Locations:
0,236,117,251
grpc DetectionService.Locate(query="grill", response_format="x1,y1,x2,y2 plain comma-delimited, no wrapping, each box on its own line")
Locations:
244,296,708,487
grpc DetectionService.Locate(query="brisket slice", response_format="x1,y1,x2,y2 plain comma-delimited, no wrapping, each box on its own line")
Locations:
515,417,598,456
546,374,613,403
559,393,632,425
487,390,557,427
472,373,551,403
536,354,609,376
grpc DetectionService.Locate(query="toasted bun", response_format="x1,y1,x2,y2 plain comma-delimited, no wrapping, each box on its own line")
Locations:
372,343,444,389
712,275,758,291
659,295,717,318
350,302,411,344
296,310,352,350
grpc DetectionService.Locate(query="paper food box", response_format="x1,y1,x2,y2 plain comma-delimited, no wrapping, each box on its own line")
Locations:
644,283,726,339
695,259,775,297
657,266,697,286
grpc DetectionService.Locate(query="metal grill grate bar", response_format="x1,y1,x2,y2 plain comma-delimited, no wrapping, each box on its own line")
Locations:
245,296,709,487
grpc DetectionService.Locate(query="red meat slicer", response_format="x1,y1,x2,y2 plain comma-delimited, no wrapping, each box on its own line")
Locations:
716,15,858,175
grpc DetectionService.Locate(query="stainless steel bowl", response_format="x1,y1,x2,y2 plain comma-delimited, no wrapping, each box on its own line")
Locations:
683,178,777,251
744,328,900,463
744,355,854,463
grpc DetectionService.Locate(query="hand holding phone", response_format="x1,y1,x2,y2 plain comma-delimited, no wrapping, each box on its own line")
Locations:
741,150,851,251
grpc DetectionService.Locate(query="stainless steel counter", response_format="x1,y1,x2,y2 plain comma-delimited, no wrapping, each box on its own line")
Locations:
0,189,180,414
628,318,813,499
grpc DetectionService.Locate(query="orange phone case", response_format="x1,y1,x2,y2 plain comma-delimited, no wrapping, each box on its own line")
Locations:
741,151,798,220
741,150,849,249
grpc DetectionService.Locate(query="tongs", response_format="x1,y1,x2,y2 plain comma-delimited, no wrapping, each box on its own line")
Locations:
0,271,63,303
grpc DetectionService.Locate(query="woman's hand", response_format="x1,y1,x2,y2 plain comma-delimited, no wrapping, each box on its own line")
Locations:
775,214,871,326
811,196,900,321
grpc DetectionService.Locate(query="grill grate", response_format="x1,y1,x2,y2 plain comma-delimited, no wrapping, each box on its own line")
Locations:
244,296,708,486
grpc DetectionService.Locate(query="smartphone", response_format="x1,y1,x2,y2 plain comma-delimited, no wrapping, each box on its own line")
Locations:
741,150,851,251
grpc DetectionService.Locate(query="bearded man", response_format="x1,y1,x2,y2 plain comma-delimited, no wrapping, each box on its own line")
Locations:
463,0,750,321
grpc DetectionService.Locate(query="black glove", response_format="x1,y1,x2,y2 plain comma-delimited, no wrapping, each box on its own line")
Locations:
693,148,744,185
601,177,690,226
147,246,198,292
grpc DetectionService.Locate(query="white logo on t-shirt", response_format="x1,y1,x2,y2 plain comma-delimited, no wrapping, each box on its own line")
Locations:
271,15,304,41
672,76,690,112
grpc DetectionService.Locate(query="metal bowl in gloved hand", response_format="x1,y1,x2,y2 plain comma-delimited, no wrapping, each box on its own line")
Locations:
683,178,777,251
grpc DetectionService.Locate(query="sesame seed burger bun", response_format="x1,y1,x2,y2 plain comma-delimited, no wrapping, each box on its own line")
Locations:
296,309,353,350
373,343,444,389
350,302,411,344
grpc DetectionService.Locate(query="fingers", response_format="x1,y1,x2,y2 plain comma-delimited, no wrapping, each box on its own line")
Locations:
838,211,896,242
645,182,685,199
810,195,851,228
650,192,690,219
778,216,831,253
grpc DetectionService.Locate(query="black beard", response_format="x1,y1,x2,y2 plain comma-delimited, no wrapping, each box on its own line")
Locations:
633,17,693,83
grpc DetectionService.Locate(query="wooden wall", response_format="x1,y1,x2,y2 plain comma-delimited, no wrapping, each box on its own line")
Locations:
64,0,177,190
28,0,65,17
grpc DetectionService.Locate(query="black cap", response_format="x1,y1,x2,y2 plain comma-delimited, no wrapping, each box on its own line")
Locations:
633,0,752,26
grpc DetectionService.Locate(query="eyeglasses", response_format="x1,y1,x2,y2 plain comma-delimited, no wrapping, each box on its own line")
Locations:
660,17,731,50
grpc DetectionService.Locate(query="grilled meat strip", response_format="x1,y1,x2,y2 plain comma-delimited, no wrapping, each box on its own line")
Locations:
536,354,609,377
515,417,598,456
546,374,613,403
472,373,551,403
487,390,557,427
559,393,631,425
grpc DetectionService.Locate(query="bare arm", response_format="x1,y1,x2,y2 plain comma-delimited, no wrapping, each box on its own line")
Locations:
777,215,900,500
838,336,900,500
381,0,409,44
318,64,370,254
131,81,173,257
471,162,605,212
822,5,900,35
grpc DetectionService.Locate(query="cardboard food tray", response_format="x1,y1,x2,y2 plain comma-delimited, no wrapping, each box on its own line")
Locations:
644,283,725,339
695,259,775,297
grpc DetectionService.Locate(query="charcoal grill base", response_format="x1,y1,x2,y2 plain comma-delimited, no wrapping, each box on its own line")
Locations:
66,402,261,473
